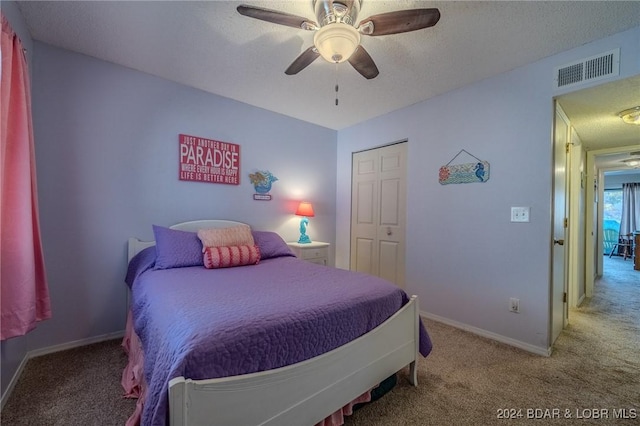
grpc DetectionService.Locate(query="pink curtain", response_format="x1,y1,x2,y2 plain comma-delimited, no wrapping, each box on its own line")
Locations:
1,13,51,340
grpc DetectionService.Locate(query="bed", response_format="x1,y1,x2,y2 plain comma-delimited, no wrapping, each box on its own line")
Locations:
122,220,432,426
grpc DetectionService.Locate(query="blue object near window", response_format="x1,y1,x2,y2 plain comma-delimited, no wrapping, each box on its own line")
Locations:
603,219,620,231
603,228,619,255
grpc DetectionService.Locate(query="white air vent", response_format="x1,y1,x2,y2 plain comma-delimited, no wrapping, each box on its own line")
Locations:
554,48,619,90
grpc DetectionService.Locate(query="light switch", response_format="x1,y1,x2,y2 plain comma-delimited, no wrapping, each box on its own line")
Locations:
511,207,530,222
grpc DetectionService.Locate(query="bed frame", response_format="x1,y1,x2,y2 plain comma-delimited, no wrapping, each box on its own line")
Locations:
128,220,420,426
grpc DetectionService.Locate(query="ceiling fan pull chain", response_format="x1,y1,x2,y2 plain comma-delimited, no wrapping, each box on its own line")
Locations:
335,64,339,106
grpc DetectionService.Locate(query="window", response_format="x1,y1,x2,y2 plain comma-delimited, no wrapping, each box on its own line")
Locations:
603,189,622,230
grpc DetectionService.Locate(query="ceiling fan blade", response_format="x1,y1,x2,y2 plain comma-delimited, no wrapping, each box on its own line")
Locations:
285,47,321,75
237,5,317,30
358,8,440,36
348,46,379,79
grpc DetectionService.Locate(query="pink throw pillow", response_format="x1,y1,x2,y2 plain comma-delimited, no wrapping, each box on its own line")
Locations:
197,225,254,248
203,245,261,269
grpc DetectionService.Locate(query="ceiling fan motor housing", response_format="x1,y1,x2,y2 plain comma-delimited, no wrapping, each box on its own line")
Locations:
313,0,362,26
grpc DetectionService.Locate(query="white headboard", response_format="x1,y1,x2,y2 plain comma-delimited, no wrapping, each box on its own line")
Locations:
127,220,248,262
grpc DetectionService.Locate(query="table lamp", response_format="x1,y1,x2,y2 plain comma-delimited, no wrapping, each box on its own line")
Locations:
295,201,315,244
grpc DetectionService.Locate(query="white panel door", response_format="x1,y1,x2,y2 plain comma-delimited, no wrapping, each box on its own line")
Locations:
350,143,407,288
552,106,569,345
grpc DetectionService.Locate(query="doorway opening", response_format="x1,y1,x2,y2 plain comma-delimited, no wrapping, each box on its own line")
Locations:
601,170,639,274
602,186,622,257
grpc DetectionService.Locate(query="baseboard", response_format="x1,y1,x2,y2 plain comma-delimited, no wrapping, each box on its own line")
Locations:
27,330,125,359
0,330,125,411
0,350,31,411
420,311,552,357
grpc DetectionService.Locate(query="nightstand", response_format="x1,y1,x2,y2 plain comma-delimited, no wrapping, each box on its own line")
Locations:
287,241,330,266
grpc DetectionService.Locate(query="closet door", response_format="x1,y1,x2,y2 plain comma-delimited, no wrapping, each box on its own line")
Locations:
350,142,407,288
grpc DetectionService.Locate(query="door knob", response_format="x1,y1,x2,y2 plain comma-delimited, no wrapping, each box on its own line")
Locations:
554,239,564,246
386,227,392,236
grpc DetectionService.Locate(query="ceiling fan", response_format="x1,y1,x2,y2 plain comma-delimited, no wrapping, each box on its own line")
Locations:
237,0,440,79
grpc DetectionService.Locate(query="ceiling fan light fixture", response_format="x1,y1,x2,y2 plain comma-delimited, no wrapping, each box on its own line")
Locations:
621,158,640,167
313,23,361,63
618,106,640,125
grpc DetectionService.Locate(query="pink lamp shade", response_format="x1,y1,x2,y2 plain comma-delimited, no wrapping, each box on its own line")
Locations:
295,202,315,217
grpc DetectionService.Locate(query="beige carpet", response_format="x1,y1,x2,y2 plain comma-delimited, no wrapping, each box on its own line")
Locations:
347,255,640,425
2,256,638,425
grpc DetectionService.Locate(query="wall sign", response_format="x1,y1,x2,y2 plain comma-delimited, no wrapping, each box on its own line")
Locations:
439,149,490,185
179,134,240,185
249,170,278,200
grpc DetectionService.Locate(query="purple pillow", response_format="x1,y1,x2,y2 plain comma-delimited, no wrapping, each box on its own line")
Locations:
251,230,294,259
152,225,203,269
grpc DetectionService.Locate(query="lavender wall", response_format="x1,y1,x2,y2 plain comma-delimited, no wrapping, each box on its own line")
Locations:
335,26,640,354
23,42,336,353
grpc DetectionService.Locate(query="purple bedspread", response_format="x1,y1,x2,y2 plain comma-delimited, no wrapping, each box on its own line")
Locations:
127,248,432,426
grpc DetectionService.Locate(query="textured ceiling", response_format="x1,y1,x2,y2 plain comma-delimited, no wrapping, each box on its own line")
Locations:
16,1,640,132
558,75,640,149
557,75,640,171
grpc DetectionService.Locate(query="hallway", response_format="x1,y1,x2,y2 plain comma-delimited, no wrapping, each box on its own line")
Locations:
601,252,639,288
571,254,639,348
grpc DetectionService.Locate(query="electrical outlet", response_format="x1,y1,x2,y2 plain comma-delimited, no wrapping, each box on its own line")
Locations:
509,298,520,313
510,207,530,222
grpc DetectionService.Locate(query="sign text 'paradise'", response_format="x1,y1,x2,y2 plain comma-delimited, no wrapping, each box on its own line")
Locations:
179,134,240,185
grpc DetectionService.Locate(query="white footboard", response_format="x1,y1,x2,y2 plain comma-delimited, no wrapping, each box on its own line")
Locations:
169,295,420,426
